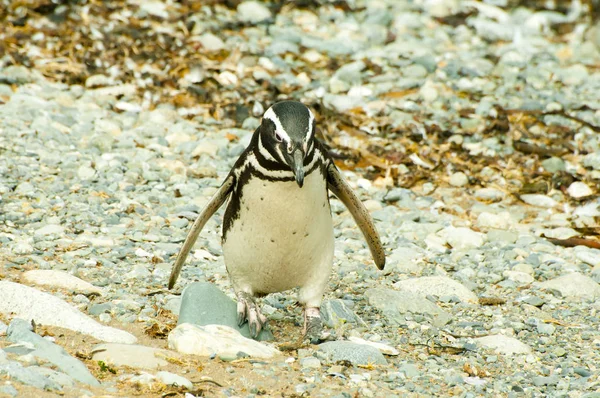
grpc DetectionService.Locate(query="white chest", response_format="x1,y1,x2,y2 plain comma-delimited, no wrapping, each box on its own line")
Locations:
222,171,334,294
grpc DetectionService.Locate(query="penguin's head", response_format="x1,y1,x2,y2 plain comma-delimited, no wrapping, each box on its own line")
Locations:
259,100,315,188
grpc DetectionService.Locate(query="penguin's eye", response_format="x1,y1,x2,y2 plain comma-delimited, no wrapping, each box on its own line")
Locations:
274,132,284,142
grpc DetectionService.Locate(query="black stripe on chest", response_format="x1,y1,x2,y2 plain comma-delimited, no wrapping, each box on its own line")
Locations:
222,155,328,242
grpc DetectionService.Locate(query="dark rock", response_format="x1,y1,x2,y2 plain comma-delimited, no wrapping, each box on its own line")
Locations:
177,282,273,341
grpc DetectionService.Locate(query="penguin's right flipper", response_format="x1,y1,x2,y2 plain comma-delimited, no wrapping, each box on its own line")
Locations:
168,175,235,289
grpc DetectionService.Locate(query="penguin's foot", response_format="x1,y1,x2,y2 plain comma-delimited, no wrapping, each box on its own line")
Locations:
303,307,323,344
236,292,267,338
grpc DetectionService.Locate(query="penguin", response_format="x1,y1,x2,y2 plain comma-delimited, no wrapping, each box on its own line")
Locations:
169,100,385,341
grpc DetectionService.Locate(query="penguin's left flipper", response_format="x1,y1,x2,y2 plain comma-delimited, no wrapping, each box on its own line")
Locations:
168,175,235,289
327,163,386,270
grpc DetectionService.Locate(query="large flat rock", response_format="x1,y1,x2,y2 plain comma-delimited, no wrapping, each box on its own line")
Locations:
0,281,136,344
92,343,184,370
536,272,600,299
474,334,532,355
22,270,104,296
168,323,280,359
394,276,478,304
7,319,99,386
318,341,387,366
365,287,451,326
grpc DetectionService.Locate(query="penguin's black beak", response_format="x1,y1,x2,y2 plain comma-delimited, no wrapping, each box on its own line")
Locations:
291,149,305,188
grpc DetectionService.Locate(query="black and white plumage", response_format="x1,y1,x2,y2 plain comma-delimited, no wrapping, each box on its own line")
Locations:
168,100,385,341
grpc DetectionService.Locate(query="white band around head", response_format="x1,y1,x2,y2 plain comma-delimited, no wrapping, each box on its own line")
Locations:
263,105,315,153
263,107,291,143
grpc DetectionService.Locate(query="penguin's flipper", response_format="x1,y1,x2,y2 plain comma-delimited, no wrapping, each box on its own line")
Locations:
326,163,385,270
168,175,235,289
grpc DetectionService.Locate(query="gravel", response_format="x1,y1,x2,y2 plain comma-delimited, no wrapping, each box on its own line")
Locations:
1,0,600,396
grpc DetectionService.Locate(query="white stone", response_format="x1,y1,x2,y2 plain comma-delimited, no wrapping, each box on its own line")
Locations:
425,0,460,18
363,199,382,212
329,76,349,94
135,248,153,258
237,1,272,23
92,84,137,97
191,141,220,157
92,344,182,369
425,233,450,253
140,1,168,18
512,263,534,275
503,270,534,286
300,357,322,369
216,71,238,86
155,159,187,175
13,241,34,255
114,101,142,113
474,335,532,355
476,212,510,229
520,194,558,208
386,246,422,274
420,80,439,102
442,226,486,250
34,224,65,236
78,165,96,180
196,33,225,52
347,337,399,356
156,371,193,390
0,282,136,344
573,202,600,218
85,74,113,88
474,188,504,202
22,270,103,296
127,372,156,386
394,276,478,304
536,272,600,299
168,323,280,359
449,172,469,187
541,227,580,240
125,264,151,279
567,182,593,198
575,249,600,267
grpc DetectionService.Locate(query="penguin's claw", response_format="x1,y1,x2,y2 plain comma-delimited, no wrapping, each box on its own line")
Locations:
236,300,246,327
303,307,324,344
236,292,266,338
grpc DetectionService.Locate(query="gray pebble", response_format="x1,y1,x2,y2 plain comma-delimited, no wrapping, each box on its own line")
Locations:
0,384,18,397
574,367,592,377
300,357,322,369
318,341,387,366
531,375,559,387
541,157,566,173
320,299,363,328
88,303,112,316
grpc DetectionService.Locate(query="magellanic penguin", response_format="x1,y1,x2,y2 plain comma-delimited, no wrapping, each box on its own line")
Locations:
168,100,385,341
